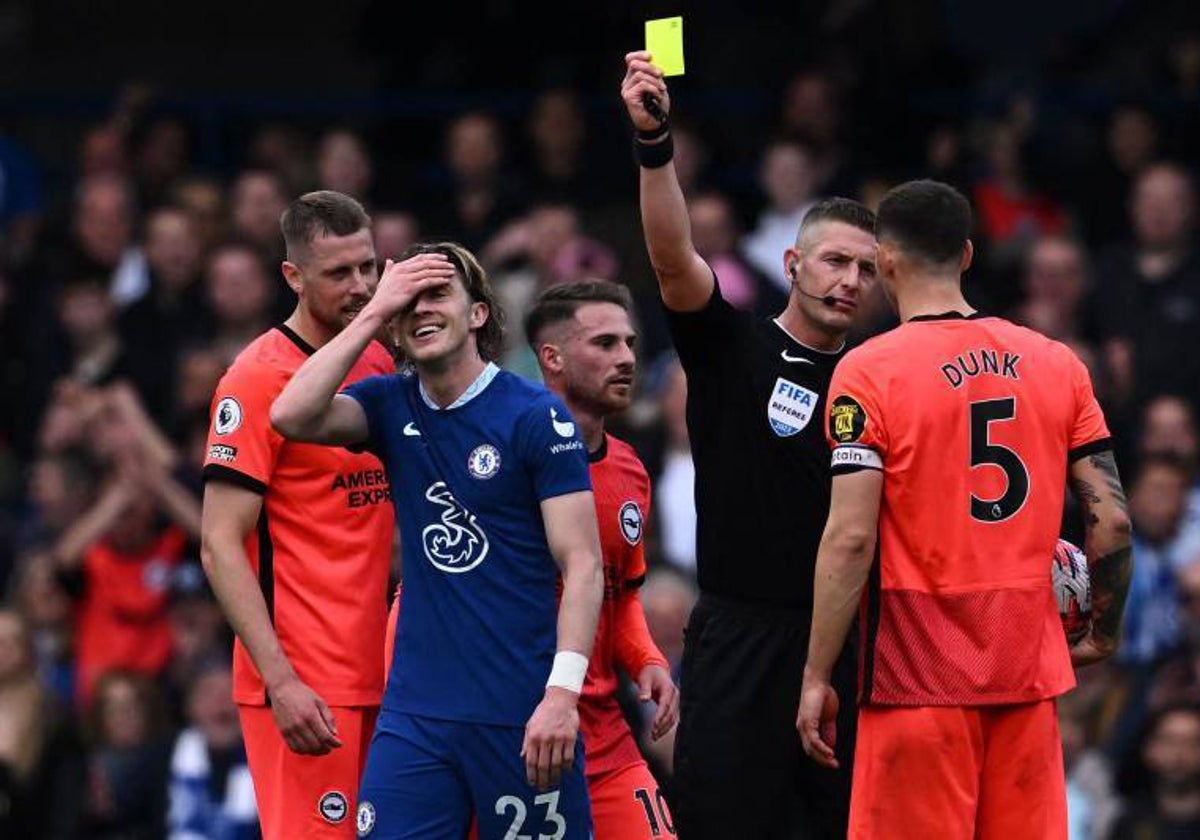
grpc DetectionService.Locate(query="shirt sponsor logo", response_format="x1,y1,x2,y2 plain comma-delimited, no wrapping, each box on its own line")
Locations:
619,501,644,546
550,440,585,455
207,443,237,462
213,397,243,435
551,407,576,438
467,444,501,479
768,377,818,437
318,791,348,824
422,482,489,573
831,445,882,470
356,801,376,836
331,469,391,508
830,394,868,443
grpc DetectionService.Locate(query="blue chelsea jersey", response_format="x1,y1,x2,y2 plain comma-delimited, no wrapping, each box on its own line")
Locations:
342,366,592,727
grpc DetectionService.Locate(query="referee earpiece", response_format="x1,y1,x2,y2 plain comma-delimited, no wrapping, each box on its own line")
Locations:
790,262,798,280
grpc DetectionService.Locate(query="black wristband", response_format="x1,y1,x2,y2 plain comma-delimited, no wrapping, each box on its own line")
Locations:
635,123,670,143
633,132,674,169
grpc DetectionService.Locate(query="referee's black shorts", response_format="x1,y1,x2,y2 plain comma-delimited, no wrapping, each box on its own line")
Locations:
670,592,858,840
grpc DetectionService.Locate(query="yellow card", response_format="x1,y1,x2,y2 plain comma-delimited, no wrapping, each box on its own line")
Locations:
645,16,685,77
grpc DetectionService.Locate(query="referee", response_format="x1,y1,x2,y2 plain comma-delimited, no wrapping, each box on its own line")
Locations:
621,52,876,838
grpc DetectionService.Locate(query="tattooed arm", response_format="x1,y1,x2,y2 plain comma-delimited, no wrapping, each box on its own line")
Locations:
1067,450,1134,667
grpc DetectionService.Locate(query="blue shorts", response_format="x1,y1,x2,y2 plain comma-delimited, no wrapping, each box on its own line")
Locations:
355,712,592,839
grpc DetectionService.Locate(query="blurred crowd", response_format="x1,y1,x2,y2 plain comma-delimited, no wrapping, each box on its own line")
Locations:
3,14,1200,840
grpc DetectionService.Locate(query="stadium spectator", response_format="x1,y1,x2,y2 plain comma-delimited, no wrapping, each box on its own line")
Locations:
741,138,820,291
1088,162,1200,411
0,609,85,839
778,71,852,194
172,177,227,254
1110,704,1200,838
1120,456,1200,667
484,202,619,375
203,243,278,364
1083,104,1161,247
372,210,420,262
229,170,289,263
11,552,76,705
167,661,258,840
120,205,211,420
84,670,172,839
245,125,311,196
21,448,99,552
650,356,695,574
134,117,193,209
315,129,373,203
51,424,197,704
1013,234,1090,342
526,88,604,206
47,273,137,389
72,174,148,306
431,110,526,250
688,190,780,314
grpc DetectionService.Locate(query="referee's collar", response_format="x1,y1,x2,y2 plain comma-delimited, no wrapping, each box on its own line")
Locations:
772,318,844,355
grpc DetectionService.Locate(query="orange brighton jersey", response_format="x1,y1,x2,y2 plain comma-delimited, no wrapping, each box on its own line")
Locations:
202,325,396,707
825,314,1110,707
581,434,665,777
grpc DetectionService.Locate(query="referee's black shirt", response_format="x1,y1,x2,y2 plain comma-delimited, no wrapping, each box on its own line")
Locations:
666,277,843,612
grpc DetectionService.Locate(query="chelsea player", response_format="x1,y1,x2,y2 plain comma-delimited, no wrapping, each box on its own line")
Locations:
270,242,604,839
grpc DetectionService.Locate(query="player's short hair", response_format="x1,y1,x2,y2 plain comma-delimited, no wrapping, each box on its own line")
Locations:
280,190,371,263
401,241,505,362
796,197,876,246
876,179,972,265
523,280,634,349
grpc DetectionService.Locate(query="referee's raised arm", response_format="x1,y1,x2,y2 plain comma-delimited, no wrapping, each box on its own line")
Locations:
622,51,713,313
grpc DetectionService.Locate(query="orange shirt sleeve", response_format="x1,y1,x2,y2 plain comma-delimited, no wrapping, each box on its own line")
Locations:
613,587,669,676
826,351,887,474
613,458,667,675
1065,349,1111,459
202,358,286,493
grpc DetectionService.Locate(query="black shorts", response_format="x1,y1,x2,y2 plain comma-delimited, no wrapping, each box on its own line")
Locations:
671,593,858,840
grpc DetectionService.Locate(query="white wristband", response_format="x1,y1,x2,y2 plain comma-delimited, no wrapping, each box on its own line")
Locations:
546,651,589,694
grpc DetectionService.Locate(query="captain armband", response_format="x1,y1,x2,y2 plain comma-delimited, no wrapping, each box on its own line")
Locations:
831,445,882,473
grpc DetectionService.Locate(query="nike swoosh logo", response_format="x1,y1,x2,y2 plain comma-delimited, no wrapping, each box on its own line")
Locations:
403,422,421,437
781,350,814,364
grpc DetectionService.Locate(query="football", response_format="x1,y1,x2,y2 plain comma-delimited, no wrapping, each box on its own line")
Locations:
1052,538,1092,645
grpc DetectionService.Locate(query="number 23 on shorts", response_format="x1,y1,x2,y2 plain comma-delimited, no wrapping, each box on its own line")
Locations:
494,791,568,840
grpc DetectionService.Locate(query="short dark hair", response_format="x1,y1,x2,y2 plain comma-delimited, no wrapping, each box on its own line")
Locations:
280,190,371,262
400,241,505,362
524,280,634,348
876,179,972,265
796,197,876,245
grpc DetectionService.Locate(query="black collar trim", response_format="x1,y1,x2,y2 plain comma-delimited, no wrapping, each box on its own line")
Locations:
588,435,608,464
906,311,983,323
276,324,317,356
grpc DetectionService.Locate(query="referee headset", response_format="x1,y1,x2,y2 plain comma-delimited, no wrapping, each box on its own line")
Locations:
788,256,840,307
